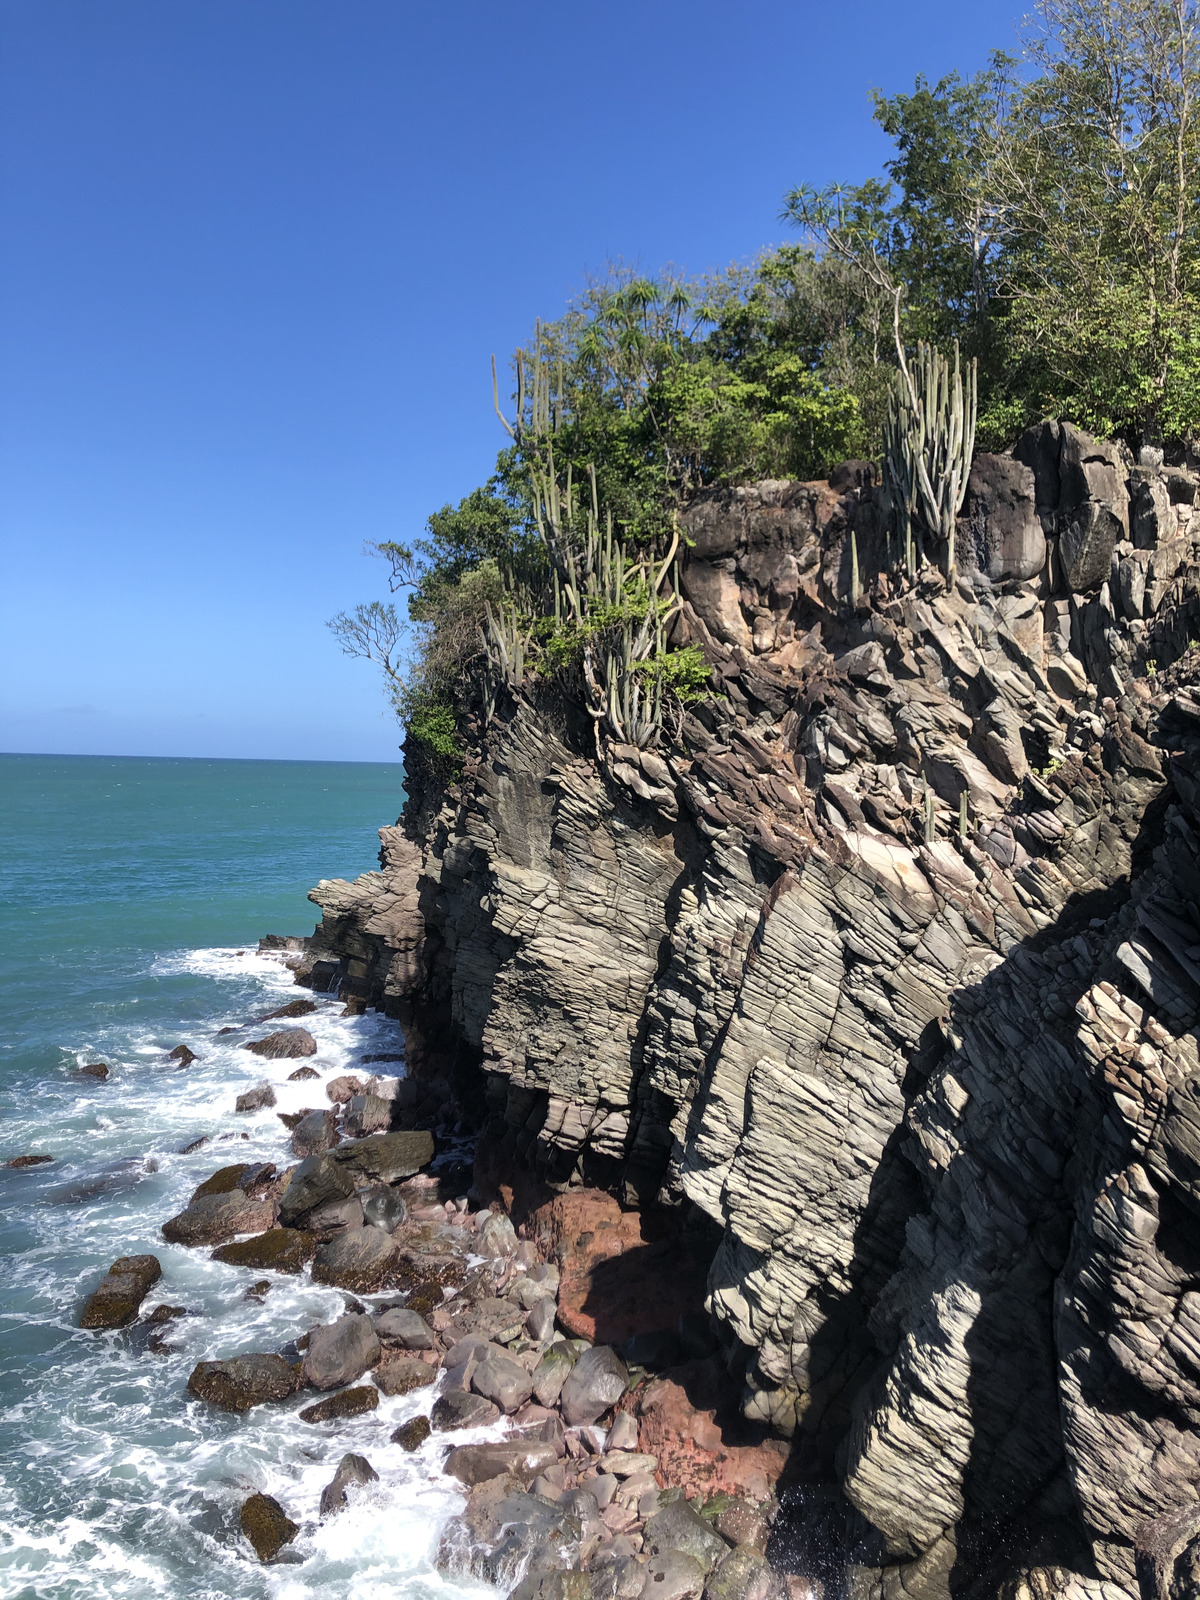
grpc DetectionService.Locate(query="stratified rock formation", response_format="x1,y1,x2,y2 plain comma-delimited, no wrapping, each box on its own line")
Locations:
295,422,1200,1599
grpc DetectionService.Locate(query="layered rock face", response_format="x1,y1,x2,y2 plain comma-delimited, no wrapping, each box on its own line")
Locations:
300,423,1200,1597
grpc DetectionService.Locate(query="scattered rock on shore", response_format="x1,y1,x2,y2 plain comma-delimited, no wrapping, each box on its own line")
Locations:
236,1082,277,1113
374,1353,437,1396
5,1153,53,1168
301,1312,381,1389
161,1189,275,1246
312,1226,398,1292
560,1345,629,1427
300,1385,379,1424
260,998,317,1021
187,1353,303,1412
80,1255,162,1329
244,1029,317,1060
287,1065,320,1081
277,1152,354,1224
443,1441,561,1488
319,1451,378,1514
240,1492,298,1562
211,1226,316,1273
392,1415,431,1450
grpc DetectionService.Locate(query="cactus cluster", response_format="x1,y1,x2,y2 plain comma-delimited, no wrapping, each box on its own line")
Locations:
485,342,685,749
883,340,977,580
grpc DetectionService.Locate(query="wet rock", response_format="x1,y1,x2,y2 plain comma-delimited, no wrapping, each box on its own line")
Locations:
508,1405,567,1456
161,1190,275,1247
527,1298,557,1343
312,1226,398,1292
703,1547,773,1600
6,1153,52,1168
607,1411,639,1452
510,1573,596,1600
561,1346,629,1428
287,1065,320,1081
533,1342,579,1408
326,1074,367,1104
319,1451,378,1515
290,1109,340,1157
343,1092,393,1138
374,1306,434,1348
277,1152,355,1225
301,1312,381,1390
638,1550,709,1600
235,1082,277,1114
361,1184,407,1232
240,1492,298,1562
473,1347,535,1414
432,1389,502,1430
442,1441,562,1487
261,998,317,1021
187,1353,303,1412
244,1279,272,1301
330,1129,434,1183
211,1227,316,1273
191,1162,274,1201
374,1353,438,1396
167,1045,198,1067
643,1500,729,1571
244,1028,317,1060
80,1255,162,1329
79,1063,109,1080
300,1385,380,1423
393,1414,432,1450
439,1480,584,1586
713,1502,770,1554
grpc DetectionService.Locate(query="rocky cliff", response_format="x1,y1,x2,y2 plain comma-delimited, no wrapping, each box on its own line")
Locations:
298,422,1200,1600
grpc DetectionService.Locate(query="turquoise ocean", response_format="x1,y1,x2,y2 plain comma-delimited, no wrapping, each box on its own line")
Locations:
0,754,485,1600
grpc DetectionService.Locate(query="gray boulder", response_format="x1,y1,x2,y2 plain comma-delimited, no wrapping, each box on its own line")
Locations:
532,1342,577,1407
703,1547,774,1600
319,1452,378,1516
291,1108,340,1158
330,1129,433,1182
963,453,1046,582
374,1306,435,1348
477,1211,518,1258
312,1226,398,1292
342,1092,393,1137
559,1345,628,1427
162,1190,274,1247
432,1388,502,1430
442,1441,560,1487
186,1353,302,1412
301,1312,382,1390
472,1347,534,1414
643,1500,730,1572
373,1353,437,1396
277,1152,354,1225
526,1297,557,1344
235,1081,277,1113
244,1028,317,1060
79,1255,161,1329
640,1551,708,1600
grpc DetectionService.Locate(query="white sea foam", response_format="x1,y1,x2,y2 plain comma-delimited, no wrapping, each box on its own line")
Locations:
0,946,500,1600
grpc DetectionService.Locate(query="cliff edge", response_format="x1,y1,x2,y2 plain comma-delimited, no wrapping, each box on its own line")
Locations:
297,422,1200,1600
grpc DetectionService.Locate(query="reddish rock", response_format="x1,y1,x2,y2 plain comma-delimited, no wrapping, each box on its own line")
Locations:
525,1189,709,1345
632,1360,784,1502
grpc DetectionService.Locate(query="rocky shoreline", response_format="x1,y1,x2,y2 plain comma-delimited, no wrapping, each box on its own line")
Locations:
76,1004,786,1599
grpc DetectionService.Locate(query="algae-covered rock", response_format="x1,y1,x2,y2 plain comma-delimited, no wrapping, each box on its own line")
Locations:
240,1492,298,1561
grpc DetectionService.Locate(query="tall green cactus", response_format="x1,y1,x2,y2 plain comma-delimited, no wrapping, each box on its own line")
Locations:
883,340,977,580
485,343,683,747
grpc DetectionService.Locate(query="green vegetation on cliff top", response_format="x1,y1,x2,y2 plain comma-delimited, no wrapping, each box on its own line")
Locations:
332,0,1200,768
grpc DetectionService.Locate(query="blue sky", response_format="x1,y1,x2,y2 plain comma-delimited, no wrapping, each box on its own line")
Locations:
1,0,1022,762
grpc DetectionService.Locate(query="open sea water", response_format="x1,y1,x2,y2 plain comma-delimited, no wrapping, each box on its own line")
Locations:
0,753,491,1600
